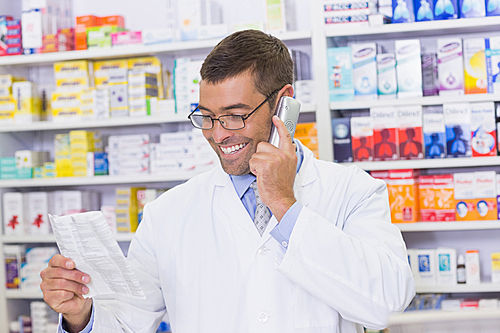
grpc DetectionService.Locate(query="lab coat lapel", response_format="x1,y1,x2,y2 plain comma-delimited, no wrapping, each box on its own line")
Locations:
213,167,262,240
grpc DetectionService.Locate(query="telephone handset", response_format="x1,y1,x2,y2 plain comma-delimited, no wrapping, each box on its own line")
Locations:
268,96,301,147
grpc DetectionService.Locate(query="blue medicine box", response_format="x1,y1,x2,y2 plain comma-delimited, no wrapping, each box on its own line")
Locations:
392,0,416,22
414,0,434,20
432,0,458,19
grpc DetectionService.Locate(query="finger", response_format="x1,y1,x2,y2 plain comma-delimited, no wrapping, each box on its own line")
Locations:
42,265,91,285
49,254,75,269
272,116,295,152
45,289,77,304
44,277,90,296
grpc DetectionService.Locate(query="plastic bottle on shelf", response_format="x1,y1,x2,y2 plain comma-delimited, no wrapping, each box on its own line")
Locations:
457,254,466,284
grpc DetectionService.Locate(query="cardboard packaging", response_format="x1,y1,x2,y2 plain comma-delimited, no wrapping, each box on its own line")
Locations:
434,174,455,221
486,0,500,15
416,249,437,286
327,47,354,102
398,105,423,160
433,0,458,19
387,169,420,223
474,171,497,220
3,245,25,289
463,38,488,95
437,38,464,95
351,43,378,100
395,39,423,98
24,192,51,235
75,15,99,50
466,250,481,284
111,31,142,47
371,106,399,161
470,102,496,157
459,0,485,18
415,0,434,21
423,106,446,159
486,37,500,94
294,122,319,158
437,248,457,285
492,252,500,284
422,53,439,96
443,103,472,157
350,116,374,162
419,175,436,222
377,53,397,99
392,0,415,23
3,192,25,235
454,172,478,221
332,117,352,163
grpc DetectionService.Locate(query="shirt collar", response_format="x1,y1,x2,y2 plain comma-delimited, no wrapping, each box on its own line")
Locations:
230,139,304,199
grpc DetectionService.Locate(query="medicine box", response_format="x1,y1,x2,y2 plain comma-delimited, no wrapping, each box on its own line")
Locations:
351,43,378,100
53,60,93,79
466,250,481,284
371,106,399,161
416,249,437,286
486,37,500,94
24,192,51,235
327,47,354,102
433,0,458,19
350,116,374,162
142,28,175,45
474,171,497,220
75,15,99,50
332,117,352,163
395,39,422,98
422,53,439,96
392,0,415,23
486,0,500,15
3,192,25,235
437,38,464,95
443,103,472,157
423,106,446,159
377,53,397,99
470,102,496,157
459,0,485,18
492,252,500,283
414,0,434,21
463,38,488,94
419,175,436,222
454,172,478,220
111,31,142,47
398,105,423,160
434,174,455,221
436,248,457,285
387,169,420,223
159,131,194,146
87,26,126,48
108,134,150,149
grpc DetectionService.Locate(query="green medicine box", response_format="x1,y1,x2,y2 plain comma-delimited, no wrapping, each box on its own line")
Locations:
87,26,126,48
16,167,33,179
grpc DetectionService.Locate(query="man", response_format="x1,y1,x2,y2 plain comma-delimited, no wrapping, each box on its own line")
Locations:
41,29,415,333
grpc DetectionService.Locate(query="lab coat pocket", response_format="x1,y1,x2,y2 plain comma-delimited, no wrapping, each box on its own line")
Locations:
293,285,339,329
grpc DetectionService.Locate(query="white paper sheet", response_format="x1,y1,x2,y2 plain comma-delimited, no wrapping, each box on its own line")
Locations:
48,211,145,299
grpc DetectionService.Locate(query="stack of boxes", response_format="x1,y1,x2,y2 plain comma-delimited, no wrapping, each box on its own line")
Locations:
115,187,143,233
70,130,100,178
0,75,17,125
30,301,59,332
128,70,159,117
150,132,196,174
12,81,42,123
15,150,50,179
75,15,125,50
21,0,73,55
323,0,377,26
0,157,17,180
52,60,94,122
174,58,203,114
0,17,23,56
108,134,150,176
54,133,71,177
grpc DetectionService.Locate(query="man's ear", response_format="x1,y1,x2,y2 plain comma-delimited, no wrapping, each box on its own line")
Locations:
280,84,294,98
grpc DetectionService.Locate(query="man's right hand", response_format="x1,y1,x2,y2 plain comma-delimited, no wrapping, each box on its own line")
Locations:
40,254,93,332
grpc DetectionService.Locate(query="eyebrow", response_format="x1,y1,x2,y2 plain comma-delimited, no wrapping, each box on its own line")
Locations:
198,103,253,113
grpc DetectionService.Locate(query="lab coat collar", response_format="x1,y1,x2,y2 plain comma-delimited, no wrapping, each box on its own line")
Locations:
211,140,319,244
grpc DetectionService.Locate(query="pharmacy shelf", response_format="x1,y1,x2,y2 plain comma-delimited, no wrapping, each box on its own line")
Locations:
340,156,500,171
0,30,312,67
397,221,500,232
5,290,43,300
1,233,135,244
0,170,207,188
415,283,500,293
325,16,500,39
329,93,500,111
0,114,188,133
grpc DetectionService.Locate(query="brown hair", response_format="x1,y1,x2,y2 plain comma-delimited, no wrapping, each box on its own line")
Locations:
200,29,293,108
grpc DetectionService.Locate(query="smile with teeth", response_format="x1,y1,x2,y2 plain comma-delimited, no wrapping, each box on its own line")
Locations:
221,143,247,154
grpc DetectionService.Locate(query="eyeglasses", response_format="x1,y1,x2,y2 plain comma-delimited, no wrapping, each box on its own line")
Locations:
188,89,280,130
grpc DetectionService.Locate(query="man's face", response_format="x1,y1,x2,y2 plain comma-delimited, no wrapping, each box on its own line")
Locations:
199,72,275,176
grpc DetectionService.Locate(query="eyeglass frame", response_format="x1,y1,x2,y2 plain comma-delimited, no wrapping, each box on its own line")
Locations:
187,88,281,130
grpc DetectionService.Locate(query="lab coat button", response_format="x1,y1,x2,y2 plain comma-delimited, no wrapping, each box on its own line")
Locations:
258,312,269,323
281,241,288,248
258,247,268,255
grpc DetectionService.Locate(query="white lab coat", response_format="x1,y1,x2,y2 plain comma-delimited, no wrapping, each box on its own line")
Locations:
90,142,415,333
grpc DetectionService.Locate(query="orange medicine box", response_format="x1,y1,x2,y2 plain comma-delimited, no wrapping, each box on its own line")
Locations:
454,172,478,221
75,15,99,50
100,16,125,28
434,174,455,221
419,175,435,222
387,169,420,223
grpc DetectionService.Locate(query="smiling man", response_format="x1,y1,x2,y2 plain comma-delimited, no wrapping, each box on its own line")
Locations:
41,29,414,333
